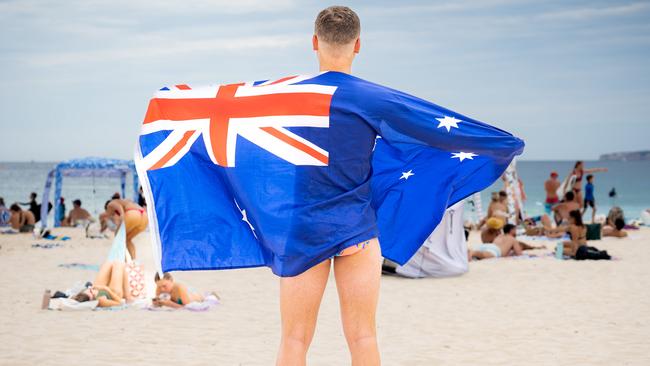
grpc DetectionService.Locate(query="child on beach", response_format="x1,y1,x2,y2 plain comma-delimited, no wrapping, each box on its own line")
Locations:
583,174,597,223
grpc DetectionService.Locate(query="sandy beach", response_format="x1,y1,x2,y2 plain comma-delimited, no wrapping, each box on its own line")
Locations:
0,227,649,365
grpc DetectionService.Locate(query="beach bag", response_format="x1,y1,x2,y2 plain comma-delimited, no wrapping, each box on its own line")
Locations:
586,223,601,240
125,261,146,300
575,246,610,260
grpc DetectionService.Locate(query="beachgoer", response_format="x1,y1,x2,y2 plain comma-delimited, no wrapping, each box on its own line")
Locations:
99,200,115,233
562,210,610,260
481,217,504,243
275,8,382,365
152,272,205,308
72,260,132,307
603,217,627,238
111,192,121,200
470,224,543,260
570,161,607,206
56,197,66,224
137,186,146,207
544,171,560,214
9,203,35,232
63,199,93,227
523,214,566,238
19,192,40,223
0,197,11,226
552,191,580,225
582,174,597,223
105,199,148,259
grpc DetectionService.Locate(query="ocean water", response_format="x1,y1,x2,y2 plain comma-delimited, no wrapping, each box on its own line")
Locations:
1,160,649,221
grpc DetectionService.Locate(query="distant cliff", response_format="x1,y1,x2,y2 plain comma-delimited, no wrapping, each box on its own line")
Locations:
600,150,650,161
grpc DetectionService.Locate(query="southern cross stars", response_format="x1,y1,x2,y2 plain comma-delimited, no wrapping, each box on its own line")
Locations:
451,152,477,162
400,170,415,180
435,116,461,132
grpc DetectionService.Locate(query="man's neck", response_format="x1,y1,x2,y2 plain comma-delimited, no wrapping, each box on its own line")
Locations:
319,64,352,74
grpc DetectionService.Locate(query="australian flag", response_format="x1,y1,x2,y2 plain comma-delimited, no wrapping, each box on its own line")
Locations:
135,71,524,277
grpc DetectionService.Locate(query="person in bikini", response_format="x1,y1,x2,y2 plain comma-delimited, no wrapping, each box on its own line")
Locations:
570,161,607,207
105,199,148,260
152,272,207,308
9,203,36,232
71,260,133,307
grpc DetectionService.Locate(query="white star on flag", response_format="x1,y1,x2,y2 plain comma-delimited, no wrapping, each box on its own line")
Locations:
435,116,462,132
451,152,477,162
400,170,415,180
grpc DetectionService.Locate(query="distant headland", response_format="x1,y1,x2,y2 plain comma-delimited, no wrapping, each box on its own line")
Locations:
600,150,650,161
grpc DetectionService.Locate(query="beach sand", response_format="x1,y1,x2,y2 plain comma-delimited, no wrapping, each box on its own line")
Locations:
0,227,649,365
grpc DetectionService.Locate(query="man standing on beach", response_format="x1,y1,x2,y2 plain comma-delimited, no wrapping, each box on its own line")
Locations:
136,5,524,365
544,171,560,214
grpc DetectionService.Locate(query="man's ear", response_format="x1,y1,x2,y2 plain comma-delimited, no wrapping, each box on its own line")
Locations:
312,35,319,51
353,38,360,54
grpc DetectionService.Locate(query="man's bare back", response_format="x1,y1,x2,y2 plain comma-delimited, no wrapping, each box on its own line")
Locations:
545,178,560,201
493,234,522,257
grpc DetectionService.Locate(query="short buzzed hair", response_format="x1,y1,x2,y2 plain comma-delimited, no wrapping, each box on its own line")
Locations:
315,6,360,45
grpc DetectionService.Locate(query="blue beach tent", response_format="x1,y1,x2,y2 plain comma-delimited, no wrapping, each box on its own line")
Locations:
40,157,139,227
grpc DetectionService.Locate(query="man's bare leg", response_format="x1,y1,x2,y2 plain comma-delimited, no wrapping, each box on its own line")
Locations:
334,239,381,366
276,259,331,366
469,250,495,260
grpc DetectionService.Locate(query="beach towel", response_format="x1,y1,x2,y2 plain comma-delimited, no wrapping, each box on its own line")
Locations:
58,263,100,271
32,243,63,249
136,72,524,276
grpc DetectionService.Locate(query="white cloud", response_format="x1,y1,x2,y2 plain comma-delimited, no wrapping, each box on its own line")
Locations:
538,2,650,21
22,34,302,66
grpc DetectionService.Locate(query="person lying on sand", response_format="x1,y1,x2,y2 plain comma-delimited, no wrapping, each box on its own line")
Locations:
71,260,133,307
523,214,566,238
602,218,628,238
152,272,209,308
470,224,545,260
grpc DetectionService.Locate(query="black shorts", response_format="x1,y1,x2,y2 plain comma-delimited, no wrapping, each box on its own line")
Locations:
584,199,595,209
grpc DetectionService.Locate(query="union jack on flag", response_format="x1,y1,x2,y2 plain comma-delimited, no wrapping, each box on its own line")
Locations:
139,76,336,170
135,71,524,277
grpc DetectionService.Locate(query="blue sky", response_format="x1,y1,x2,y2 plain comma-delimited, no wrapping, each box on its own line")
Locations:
1,0,649,161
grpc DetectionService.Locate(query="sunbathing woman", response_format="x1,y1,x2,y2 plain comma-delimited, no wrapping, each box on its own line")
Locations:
72,260,132,307
562,210,610,260
152,272,205,308
106,199,148,260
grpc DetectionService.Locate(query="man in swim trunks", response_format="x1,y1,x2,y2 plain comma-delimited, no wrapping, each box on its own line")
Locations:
544,171,560,214
470,224,542,260
275,7,382,365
